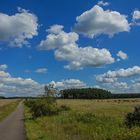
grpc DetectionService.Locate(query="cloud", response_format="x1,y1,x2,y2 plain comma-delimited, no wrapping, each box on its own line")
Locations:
25,68,48,74
0,70,43,96
0,7,38,47
38,25,115,70
0,64,8,71
96,76,117,83
95,74,140,93
56,45,115,70
35,68,47,74
132,10,140,20
0,70,10,78
117,50,128,60
38,25,79,50
132,10,140,26
47,24,64,34
96,66,140,93
74,5,130,38
93,85,102,89
49,79,86,89
97,1,109,6
100,81,129,93
127,78,140,93
99,79,140,93
113,82,128,89
132,77,140,84
96,66,140,83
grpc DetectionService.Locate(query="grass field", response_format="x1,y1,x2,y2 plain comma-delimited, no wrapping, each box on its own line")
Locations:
24,99,140,140
0,99,20,121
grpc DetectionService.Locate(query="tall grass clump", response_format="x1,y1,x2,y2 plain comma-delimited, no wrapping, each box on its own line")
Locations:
75,112,95,123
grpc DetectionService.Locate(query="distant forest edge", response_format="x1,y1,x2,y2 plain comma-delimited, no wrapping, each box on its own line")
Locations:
60,88,140,99
1,88,140,99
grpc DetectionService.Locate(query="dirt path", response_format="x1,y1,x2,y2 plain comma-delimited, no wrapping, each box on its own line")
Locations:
0,102,26,140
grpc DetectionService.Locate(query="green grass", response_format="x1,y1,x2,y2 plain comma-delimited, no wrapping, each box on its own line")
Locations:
0,100,20,121
24,99,140,140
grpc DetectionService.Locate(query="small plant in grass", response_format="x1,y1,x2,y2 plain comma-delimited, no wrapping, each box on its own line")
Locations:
125,106,140,128
59,105,71,111
45,96,57,104
75,112,96,123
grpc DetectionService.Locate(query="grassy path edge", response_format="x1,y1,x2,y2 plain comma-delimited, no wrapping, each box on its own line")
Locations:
0,100,20,121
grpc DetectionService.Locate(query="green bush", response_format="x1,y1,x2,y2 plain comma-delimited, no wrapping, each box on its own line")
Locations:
125,106,140,128
24,99,36,108
30,101,58,118
25,98,59,119
25,98,71,119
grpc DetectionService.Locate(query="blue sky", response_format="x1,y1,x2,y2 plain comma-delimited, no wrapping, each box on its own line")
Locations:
0,0,140,96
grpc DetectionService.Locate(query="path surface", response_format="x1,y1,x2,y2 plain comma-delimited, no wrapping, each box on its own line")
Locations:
0,102,26,140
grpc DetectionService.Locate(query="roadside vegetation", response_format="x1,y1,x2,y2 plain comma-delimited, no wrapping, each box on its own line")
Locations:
24,85,71,119
24,98,140,140
24,85,140,140
24,97,70,119
0,99,20,121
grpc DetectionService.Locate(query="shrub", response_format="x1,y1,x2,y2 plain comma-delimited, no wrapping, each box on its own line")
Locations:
125,106,140,128
25,98,59,119
25,97,71,119
30,101,58,118
24,99,36,108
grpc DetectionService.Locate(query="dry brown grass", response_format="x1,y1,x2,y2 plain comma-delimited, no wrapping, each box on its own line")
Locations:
0,99,18,107
57,98,140,118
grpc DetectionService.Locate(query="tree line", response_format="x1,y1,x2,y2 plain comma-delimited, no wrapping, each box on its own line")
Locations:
60,88,112,99
60,88,140,99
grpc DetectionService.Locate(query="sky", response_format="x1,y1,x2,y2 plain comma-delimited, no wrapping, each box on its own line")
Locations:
0,0,140,96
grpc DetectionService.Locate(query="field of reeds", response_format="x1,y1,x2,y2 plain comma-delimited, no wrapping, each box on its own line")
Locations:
24,99,140,140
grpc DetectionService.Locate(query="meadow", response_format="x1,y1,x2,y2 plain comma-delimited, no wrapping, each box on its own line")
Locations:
24,99,140,140
0,99,20,121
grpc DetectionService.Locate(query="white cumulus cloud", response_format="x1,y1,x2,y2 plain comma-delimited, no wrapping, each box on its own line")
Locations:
96,66,140,83
74,5,130,38
0,8,38,47
0,70,43,96
50,79,86,89
56,45,114,70
38,25,115,70
38,25,79,50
